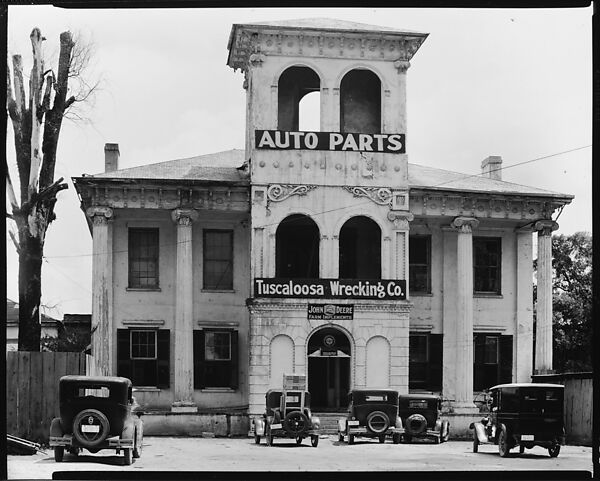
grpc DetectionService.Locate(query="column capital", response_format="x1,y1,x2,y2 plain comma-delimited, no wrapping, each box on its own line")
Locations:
86,206,114,225
387,211,414,230
534,219,559,236
451,216,479,233
393,59,411,72
171,208,198,226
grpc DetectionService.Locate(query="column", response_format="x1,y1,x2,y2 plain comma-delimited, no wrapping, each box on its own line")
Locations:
534,220,558,374
171,208,199,412
451,216,479,412
515,227,534,382
86,206,114,377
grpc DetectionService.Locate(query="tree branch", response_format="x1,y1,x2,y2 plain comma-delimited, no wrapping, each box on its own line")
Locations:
28,27,45,199
9,229,21,255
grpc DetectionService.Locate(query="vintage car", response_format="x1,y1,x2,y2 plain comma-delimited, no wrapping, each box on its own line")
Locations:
253,388,321,447
470,383,565,457
49,375,143,465
398,394,450,444
337,389,403,444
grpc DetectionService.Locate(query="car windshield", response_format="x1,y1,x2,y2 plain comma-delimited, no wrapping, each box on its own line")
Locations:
76,386,110,398
408,399,429,409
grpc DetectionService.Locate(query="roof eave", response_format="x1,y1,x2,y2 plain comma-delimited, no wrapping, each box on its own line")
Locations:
409,185,574,203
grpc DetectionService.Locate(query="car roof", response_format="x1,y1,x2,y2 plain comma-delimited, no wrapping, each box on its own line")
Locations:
399,393,440,400
350,389,398,395
59,375,132,387
489,383,564,390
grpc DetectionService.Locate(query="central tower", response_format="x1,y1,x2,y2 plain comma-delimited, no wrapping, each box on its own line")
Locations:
228,18,428,414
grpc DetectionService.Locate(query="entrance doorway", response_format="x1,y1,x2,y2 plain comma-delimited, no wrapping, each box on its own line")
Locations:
307,327,351,411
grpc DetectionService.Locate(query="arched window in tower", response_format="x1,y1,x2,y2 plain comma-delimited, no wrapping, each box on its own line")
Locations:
340,69,381,134
278,66,321,132
276,214,320,278
339,216,381,279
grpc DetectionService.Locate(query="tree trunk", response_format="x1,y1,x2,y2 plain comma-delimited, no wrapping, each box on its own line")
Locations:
17,234,43,351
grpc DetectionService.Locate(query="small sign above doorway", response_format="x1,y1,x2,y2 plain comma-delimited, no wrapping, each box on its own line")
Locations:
308,304,354,320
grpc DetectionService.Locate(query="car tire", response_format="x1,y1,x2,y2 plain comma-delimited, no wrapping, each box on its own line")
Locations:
72,409,110,448
473,432,479,453
133,428,143,458
283,411,309,437
378,435,386,444
548,445,561,458
441,421,450,443
54,447,64,462
348,433,355,445
434,436,441,444
266,426,274,447
123,448,132,466
498,425,510,458
403,434,412,444
296,437,303,445
366,411,390,434
405,414,427,436
68,447,79,457
311,435,319,447
519,445,525,454
254,434,261,444
338,433,344,443
392,433,401,444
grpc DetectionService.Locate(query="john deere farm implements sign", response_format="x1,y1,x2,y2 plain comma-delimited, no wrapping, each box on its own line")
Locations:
255,130,405,154
254,278,406,300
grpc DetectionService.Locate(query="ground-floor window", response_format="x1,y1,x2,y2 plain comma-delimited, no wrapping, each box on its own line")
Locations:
193,329,238,389
117,328,170,388
473,333,513,390
409,333,442,392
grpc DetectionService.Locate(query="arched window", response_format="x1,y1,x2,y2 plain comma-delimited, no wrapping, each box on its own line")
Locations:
276,214,320,278
340,69,381,134
339,216,381,279
278,66,321,131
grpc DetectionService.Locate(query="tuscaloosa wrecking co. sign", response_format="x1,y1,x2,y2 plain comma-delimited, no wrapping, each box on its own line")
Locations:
255,130,405,154
254,278,406,300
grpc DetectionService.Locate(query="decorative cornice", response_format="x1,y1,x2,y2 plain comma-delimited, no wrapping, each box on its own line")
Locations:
343,186,393,206
248,299,412,313
534,219,559,236
451,216,480,233
267,184,317,203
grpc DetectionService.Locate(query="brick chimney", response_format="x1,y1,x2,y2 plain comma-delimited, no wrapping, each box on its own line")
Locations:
481,155,502,181
104,143,120,172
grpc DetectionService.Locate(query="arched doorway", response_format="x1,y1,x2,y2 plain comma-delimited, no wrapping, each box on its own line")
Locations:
307,327,351,411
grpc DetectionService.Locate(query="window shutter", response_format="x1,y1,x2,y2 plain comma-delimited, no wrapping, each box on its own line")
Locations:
230,330,239,390
193,330,205,389
156,329,170,388
499,335,513,384
473,334,486,391
428,334,443,392
117,329,131,380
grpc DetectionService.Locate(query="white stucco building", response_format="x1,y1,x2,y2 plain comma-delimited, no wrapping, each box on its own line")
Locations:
73,18,572,435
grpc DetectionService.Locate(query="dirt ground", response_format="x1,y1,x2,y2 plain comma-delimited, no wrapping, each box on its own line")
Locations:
7,436,593,479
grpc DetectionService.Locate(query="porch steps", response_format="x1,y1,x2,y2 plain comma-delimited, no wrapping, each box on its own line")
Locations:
313,412,343,435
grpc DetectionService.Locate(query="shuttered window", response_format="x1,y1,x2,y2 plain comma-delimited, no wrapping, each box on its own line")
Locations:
473,334,512,391
409,333,442,392
117,329,170,388
193,329,239,389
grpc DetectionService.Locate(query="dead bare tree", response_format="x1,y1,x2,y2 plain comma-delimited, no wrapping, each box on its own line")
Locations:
6,28,96,351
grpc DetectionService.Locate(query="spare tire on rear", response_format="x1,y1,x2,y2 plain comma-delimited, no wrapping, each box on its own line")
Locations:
405,414,427,435
72,409,110,448
366,411,390,434
283,411,309,436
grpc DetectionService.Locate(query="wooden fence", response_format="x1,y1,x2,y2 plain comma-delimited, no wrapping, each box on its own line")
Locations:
6,351,86,444
532,372,592,446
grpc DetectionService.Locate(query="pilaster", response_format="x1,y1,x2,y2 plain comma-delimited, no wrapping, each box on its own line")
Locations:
171,208,199,412
516,227,534,382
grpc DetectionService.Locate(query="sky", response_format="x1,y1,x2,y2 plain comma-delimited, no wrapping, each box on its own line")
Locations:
5,6,593,318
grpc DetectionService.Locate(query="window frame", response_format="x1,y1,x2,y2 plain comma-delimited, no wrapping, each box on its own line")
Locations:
409,235,432,294
128,227,160,289
130,330,157,360
473,236,502,295
194,329,239,390
202,229,234,291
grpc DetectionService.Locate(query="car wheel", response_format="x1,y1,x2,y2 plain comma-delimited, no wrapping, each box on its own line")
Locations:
266,426,273,447
72,409,110,448
68,447,79,457
254,434,261,444
548,445,561,458
498,426,510,458
133,428,143,458
405,414,427,436
54,447,64,462
123,448,132,466
441,421,450,443
392,433,401,444
283,411,309,437
338,433,344,443
519,445,525,454
296,437,303,445
366,411,390,434
403,434,412,444
348,433,355,445
473,432,479,453
434,436,441,444
311,435,319,447
378,435,386,444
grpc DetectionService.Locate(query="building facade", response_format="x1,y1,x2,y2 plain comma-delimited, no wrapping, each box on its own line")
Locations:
74,19,572,432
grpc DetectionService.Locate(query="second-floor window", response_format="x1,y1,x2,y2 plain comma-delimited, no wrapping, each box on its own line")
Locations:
339,216,381,279
473,237,502,294
409,235,431,294
203,230,233,290
128,228,159,289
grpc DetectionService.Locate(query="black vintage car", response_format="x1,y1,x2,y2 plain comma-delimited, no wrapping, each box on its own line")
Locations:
337,389,403,444
49,375,143,465
470,383,565,457
399,394,450,444
253,389,321,447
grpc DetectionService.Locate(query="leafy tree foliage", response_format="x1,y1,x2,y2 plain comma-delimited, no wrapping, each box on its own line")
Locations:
548,232,592,372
